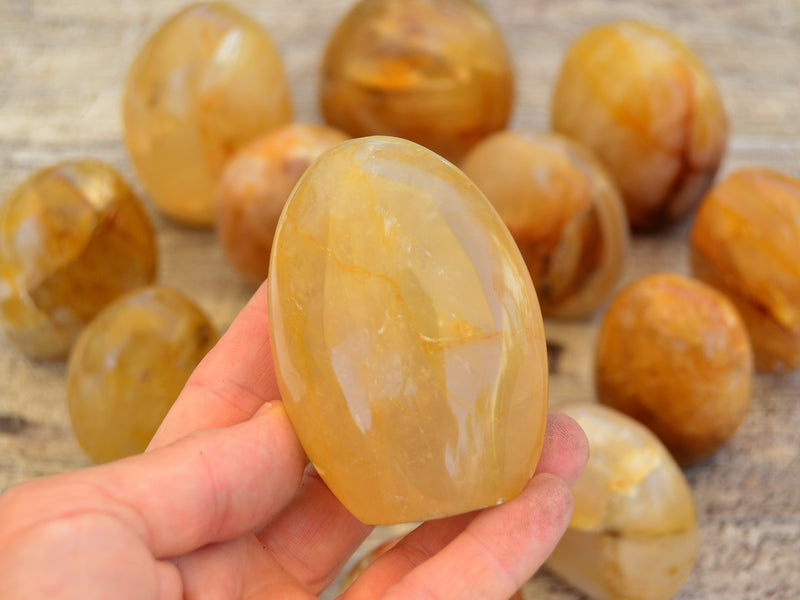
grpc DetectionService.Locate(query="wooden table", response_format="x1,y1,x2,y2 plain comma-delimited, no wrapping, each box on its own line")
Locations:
2,1,798,597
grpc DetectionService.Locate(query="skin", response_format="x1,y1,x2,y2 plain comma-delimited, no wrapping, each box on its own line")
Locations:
0,280,588,600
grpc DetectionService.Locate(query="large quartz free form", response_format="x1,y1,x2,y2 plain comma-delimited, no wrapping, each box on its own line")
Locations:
268,136,548,525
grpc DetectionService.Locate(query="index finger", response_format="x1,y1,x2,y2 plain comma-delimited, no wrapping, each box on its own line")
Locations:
149,280,280,448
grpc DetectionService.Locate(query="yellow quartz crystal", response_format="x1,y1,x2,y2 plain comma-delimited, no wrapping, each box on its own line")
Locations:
547,403,698,600
123,2,293,226
268,136,548,525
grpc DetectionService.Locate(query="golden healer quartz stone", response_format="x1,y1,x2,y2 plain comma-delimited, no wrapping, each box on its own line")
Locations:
268,136,548,525
215,123,349,285
595,273,752,465
461,131,629,318
0,160,157,360
319,0,514,164
67,286,218,463
551,21,727,230
690,168,800,372
123,2,293,226
547,403,698,600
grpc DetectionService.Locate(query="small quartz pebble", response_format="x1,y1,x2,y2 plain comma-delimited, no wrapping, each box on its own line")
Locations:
547,403,698,600
215,123,349,284
320,0,513,164
123,2,293,226
67,286,218,463
268,136,548,525
595,273,752,465
461,131,629,318
0,160,157,359
690,168,800,372
552,21,727,230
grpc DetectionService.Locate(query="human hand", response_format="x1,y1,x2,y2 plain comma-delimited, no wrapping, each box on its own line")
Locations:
0,281,588,599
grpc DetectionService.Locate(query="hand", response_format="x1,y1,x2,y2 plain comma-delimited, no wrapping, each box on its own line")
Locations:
0,281,588,600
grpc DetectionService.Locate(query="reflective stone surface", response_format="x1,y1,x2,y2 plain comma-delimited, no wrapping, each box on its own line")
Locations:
215,123,349,284
690,168,800,373
123,2,293,226
595,273,753,465
552,21,727,230
547,403,698,600
320,0,513,164
461,131,629,318
0,160,157,360
268,136,547,525
66,286,218,463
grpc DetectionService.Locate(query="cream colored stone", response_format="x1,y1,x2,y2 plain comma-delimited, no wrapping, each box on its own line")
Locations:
547,403,698,600
268,136,547,525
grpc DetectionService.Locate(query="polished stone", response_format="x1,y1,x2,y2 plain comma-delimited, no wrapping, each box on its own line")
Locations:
66,286,218,463
691,168,800,372
595,273,753,465
461,131,629,318
268,136,547,525
0,160,157,359
123,2,293,226
552,21,727,230
547,403,698,600
320,0,513,164
215,123,349,284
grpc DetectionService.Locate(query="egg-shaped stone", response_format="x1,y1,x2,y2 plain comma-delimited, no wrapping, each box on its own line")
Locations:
320,0,514,164
0,160,157,360
67,286,218,463
268,136,547,525
546,403,698,600
123,2,293,226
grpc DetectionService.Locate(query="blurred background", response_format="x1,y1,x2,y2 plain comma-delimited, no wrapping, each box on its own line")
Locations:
1,1,799,598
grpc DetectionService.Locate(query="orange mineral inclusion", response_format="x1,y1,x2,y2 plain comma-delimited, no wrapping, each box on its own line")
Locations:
268,136,548,525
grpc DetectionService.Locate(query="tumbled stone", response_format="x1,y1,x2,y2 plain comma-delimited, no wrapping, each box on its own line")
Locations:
320,0,514,164
0,160,157,360
215,123,349,284
268,136,547,525
552,21,727,230
67,286,218,463
461,131,629,318
547,403,698,600
123,2,293,226
690,168,800,372
595,273,752,465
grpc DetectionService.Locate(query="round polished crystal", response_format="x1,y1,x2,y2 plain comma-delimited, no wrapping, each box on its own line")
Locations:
215,123,349,284
551,21,727,230
268,136,547,525
690,168,800,372
320,0,514,164
0,160,157,360
66,286,218,463
547,403,698,600
123,2,293,226
595,273,753,465
461,131,629,318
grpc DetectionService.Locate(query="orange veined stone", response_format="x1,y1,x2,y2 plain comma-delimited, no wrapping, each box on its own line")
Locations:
320,0,514,164
268,136,548,525
123,2,293,226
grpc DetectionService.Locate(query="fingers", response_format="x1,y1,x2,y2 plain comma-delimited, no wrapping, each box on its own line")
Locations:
150,280,280,448
381,473,574,600
4,403,306,559
255,464,374,593
534,410,589,485
343,411,588,599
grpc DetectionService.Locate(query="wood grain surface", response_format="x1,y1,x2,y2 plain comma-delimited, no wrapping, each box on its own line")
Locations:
1,1,799,598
